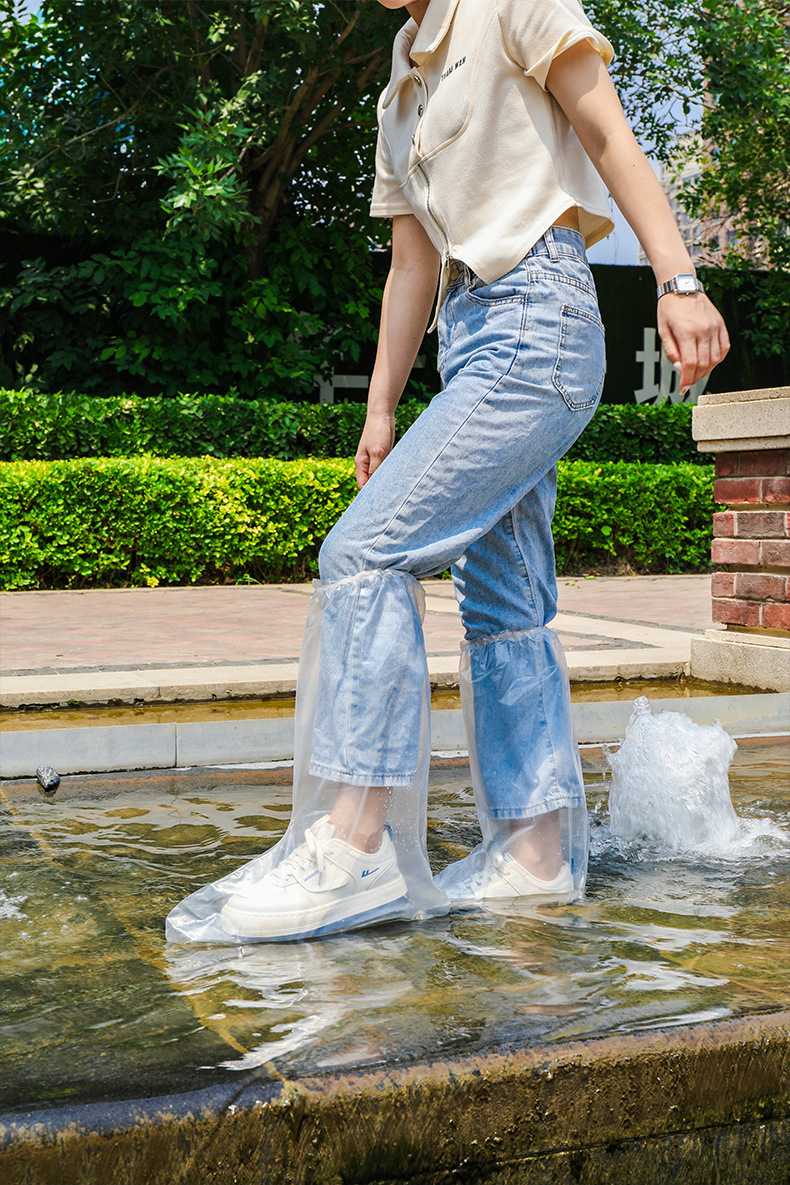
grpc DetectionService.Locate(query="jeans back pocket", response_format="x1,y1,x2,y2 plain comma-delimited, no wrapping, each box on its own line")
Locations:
552,304,606,411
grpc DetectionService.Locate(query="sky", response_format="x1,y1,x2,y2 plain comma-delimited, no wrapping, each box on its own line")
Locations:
587,203,642,267
12,0,663,265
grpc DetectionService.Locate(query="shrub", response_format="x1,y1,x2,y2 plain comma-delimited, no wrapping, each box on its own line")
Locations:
554,460,717,573
0,456,717,591
0,388,710,465
564,402,706,464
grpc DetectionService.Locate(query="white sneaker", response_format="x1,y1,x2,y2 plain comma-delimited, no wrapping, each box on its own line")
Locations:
477,851,574,903
220,815,408,940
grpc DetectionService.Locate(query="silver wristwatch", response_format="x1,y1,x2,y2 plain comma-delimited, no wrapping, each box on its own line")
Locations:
656,273,705,299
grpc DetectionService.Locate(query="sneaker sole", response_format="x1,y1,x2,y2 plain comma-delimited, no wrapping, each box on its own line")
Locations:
220,875,409,942
480,888,579,907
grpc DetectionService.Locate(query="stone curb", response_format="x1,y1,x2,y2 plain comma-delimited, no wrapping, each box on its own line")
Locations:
1,1011,788,1185
1,693,787,779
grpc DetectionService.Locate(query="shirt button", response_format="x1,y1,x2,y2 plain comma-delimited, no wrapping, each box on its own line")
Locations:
413,75,422,87
417,104,424,116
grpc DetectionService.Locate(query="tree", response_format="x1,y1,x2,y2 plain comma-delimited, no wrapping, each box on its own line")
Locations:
677,0,790,359
0,0,786,395
0,0,393,394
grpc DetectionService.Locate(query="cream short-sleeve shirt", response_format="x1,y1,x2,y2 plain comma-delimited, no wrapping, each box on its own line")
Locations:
370,0,615,319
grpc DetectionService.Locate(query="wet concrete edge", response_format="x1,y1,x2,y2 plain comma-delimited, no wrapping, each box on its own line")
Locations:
2,692,788,777
1,1009,788,1184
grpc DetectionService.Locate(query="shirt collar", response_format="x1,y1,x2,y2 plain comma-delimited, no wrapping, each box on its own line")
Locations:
381,20,417,109
381,0,461,109
410,0,461,64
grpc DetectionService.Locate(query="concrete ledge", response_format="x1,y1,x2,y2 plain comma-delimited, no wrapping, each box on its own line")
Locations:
1,1011,788,1185
0,664,303,709
176,718,294,767
0,723,176,778
695,385,789,405
2,694,787,778
695,435,790,453
693,385,790,449
0,670,160,708
565,647,688,681
572,692,789,744
691,632,790,693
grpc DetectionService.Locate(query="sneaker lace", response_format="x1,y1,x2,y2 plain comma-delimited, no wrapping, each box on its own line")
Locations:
270,822,330,886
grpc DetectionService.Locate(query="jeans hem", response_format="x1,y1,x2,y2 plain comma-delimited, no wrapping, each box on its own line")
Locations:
488,794,584,820
308,760,416,788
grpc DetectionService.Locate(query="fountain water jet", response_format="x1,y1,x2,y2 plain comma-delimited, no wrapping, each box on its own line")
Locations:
607,696,740,854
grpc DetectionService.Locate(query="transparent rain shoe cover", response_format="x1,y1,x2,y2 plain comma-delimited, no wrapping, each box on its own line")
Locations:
166,571,448,944
436,627,587,905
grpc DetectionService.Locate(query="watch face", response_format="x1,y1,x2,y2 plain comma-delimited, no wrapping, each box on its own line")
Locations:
676,274,697,292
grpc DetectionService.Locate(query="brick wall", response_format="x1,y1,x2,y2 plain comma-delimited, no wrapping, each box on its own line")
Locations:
711,449,790,631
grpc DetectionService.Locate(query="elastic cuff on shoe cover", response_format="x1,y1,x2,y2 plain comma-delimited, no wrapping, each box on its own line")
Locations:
313,567,425,618
461,623,556,648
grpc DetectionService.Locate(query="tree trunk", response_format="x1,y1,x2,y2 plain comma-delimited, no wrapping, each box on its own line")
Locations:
239,42,388,278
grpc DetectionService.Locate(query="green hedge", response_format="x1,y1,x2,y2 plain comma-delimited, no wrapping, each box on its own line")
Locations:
0,388,709,465
567,402,707,465
0,457,717,590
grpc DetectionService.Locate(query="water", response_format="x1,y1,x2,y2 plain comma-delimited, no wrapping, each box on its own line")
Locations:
0,737,788,1114
608,696,740,853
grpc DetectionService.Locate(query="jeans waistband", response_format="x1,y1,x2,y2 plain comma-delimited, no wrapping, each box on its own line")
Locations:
447,226,587,288
528,225,587,260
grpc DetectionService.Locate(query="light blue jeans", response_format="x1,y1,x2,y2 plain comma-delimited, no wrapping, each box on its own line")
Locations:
311,227,605,820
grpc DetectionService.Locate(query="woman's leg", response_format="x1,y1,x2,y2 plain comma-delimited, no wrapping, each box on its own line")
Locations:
165,228,603,942
302,230,600,915
439,468,588,902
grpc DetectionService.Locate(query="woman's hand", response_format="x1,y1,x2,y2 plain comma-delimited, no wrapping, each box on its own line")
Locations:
355,410,396,489
657,292,731,394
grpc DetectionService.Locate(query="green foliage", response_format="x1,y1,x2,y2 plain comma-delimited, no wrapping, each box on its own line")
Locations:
0,389,711,465
0,224,382,398
0,223,357,396
0,0,391,395
0,388,419,460
2,0,784,396
564,403,707,465
0,0,392,244
0,456,717,591
586,0,704,160
0,456,359,589
554,461,718,574
677,0,790,360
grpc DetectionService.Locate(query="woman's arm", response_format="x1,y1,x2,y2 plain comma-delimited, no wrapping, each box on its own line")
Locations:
546,42,730,392
356,213,440,488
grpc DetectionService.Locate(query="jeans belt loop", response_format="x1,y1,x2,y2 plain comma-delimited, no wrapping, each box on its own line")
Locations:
545,225,559,261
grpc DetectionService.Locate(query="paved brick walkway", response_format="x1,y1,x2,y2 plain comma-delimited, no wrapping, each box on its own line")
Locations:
0,575,713,674
0,575,717,706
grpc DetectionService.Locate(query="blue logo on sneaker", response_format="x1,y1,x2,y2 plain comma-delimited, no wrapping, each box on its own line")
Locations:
361,868,379,878
304,870,320,881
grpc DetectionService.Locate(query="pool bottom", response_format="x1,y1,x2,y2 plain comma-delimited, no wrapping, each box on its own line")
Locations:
2,1010,789,1185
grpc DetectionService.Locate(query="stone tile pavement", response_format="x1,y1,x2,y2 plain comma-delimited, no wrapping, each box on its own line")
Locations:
0,575,719,708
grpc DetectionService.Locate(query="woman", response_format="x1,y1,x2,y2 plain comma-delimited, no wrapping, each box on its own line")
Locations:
167,0,728,944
